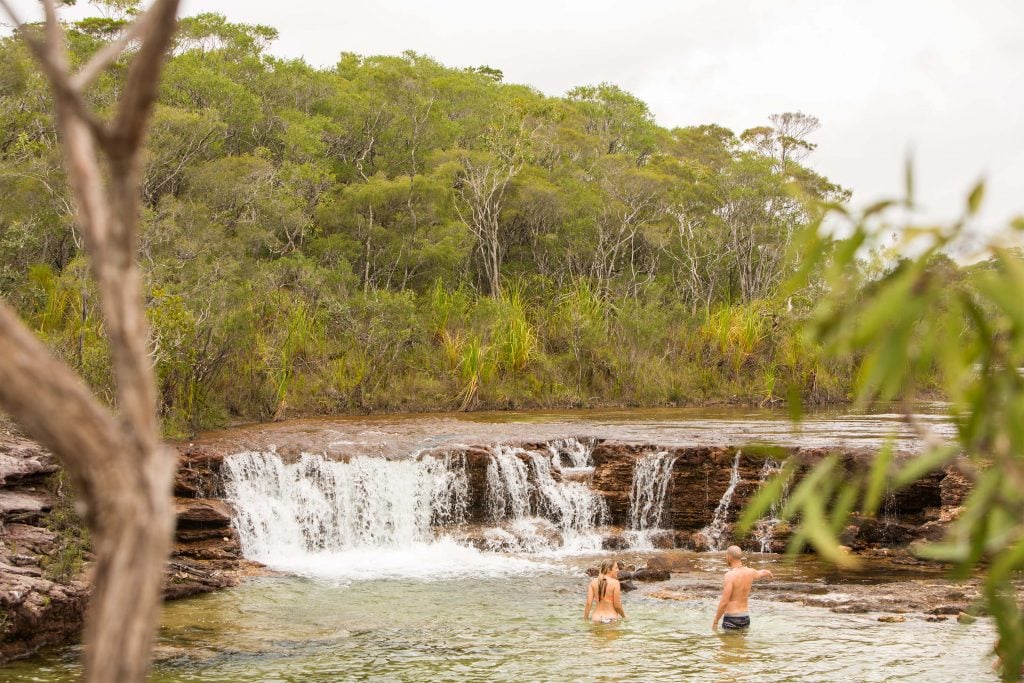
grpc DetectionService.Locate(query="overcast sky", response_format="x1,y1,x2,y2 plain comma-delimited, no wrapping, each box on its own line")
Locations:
6,0,1024,233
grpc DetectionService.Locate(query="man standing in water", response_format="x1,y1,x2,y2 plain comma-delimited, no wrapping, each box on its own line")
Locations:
712,545,773,631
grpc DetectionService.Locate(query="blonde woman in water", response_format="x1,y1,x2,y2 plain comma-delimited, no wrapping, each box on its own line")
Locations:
584,559,627,623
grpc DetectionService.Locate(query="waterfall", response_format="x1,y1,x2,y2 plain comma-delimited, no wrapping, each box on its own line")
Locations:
700,450,742,551
223,450,469,560
882,488,900,525
483,444,607,552
751,457,789,553
485,446,533,520
547,437,595,470
629,451,678,531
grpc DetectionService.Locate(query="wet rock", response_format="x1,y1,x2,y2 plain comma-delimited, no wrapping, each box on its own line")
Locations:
633,568,671,582
648,530,677,550
601,534,628,551
929,605,965,615
619,580,637,592
0,564,88,663
957,612,977,624
878,615,906,623
940,467,971,509
645,551,693,573
164,560,238,600
925,616,948,622
175,445,227,498
649,590,691,601
829,603,872,614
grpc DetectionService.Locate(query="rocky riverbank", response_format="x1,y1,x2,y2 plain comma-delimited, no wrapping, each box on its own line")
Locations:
0,434,260,662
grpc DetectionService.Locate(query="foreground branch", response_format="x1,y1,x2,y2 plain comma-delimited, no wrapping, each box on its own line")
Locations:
0,1,182,680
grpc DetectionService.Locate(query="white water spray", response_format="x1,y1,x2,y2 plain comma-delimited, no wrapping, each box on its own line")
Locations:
223,450,469,561
547,437,595,470
483,444,607,552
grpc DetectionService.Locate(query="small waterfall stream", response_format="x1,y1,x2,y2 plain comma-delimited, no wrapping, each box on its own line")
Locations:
625,451,678,549
629,451,678,530
700,450,742,551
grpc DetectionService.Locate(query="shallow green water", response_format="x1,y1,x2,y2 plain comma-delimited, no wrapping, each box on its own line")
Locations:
5,566,998,682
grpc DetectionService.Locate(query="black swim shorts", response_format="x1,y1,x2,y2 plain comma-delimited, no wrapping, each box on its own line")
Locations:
721,614,751,630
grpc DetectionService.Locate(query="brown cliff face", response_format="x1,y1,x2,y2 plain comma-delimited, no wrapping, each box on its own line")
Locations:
1,435,86,663
591,442,948,550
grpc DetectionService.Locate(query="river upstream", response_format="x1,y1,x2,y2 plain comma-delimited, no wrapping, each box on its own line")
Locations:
2,406,1001,681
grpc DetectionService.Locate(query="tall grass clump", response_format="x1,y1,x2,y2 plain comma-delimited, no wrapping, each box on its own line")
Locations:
493,283,538,375
456,335,492,410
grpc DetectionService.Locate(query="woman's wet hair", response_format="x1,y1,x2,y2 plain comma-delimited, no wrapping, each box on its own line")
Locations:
597,559,617,602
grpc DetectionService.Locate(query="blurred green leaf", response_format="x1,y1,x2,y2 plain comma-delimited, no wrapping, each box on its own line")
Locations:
892,444,958,488
736,458,798,534
862,439,895,516
966,180,985,216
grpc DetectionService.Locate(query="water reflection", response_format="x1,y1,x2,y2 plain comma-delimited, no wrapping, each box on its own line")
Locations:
715,630,752,668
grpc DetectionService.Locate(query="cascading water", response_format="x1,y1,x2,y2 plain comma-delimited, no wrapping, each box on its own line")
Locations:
223,450,470,558
485,446,533,520
629,451,678,531
751,457,790,552
483,444,607,552
700,450,742,551
547,437,596,470
221,449,548,580
624,451,678,549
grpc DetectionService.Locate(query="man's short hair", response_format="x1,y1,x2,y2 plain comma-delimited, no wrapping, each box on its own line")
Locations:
726,545,743,561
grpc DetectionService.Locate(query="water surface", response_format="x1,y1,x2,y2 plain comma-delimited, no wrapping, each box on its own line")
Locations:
6,562,996,682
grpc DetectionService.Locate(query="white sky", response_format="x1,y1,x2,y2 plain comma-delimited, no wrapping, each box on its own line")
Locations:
5,0,1024,233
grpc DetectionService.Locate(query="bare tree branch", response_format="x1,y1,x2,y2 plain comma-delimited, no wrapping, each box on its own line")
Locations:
0,1,183,679
110,0,180,158
71,9,152,91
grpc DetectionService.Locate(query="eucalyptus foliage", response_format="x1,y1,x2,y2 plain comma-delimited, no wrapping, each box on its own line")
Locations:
738,172,1024,679
0,10,853,431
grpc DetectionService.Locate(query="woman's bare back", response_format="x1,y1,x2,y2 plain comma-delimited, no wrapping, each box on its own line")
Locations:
587,577,622,622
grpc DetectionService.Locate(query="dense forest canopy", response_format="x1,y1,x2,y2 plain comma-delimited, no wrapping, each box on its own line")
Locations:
1,9,991,434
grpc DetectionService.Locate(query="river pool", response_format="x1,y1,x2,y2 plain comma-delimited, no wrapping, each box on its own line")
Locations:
5,554,997,682
2,405,994,682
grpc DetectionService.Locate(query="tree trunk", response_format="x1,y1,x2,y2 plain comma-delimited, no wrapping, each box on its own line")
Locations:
0,1,182,679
